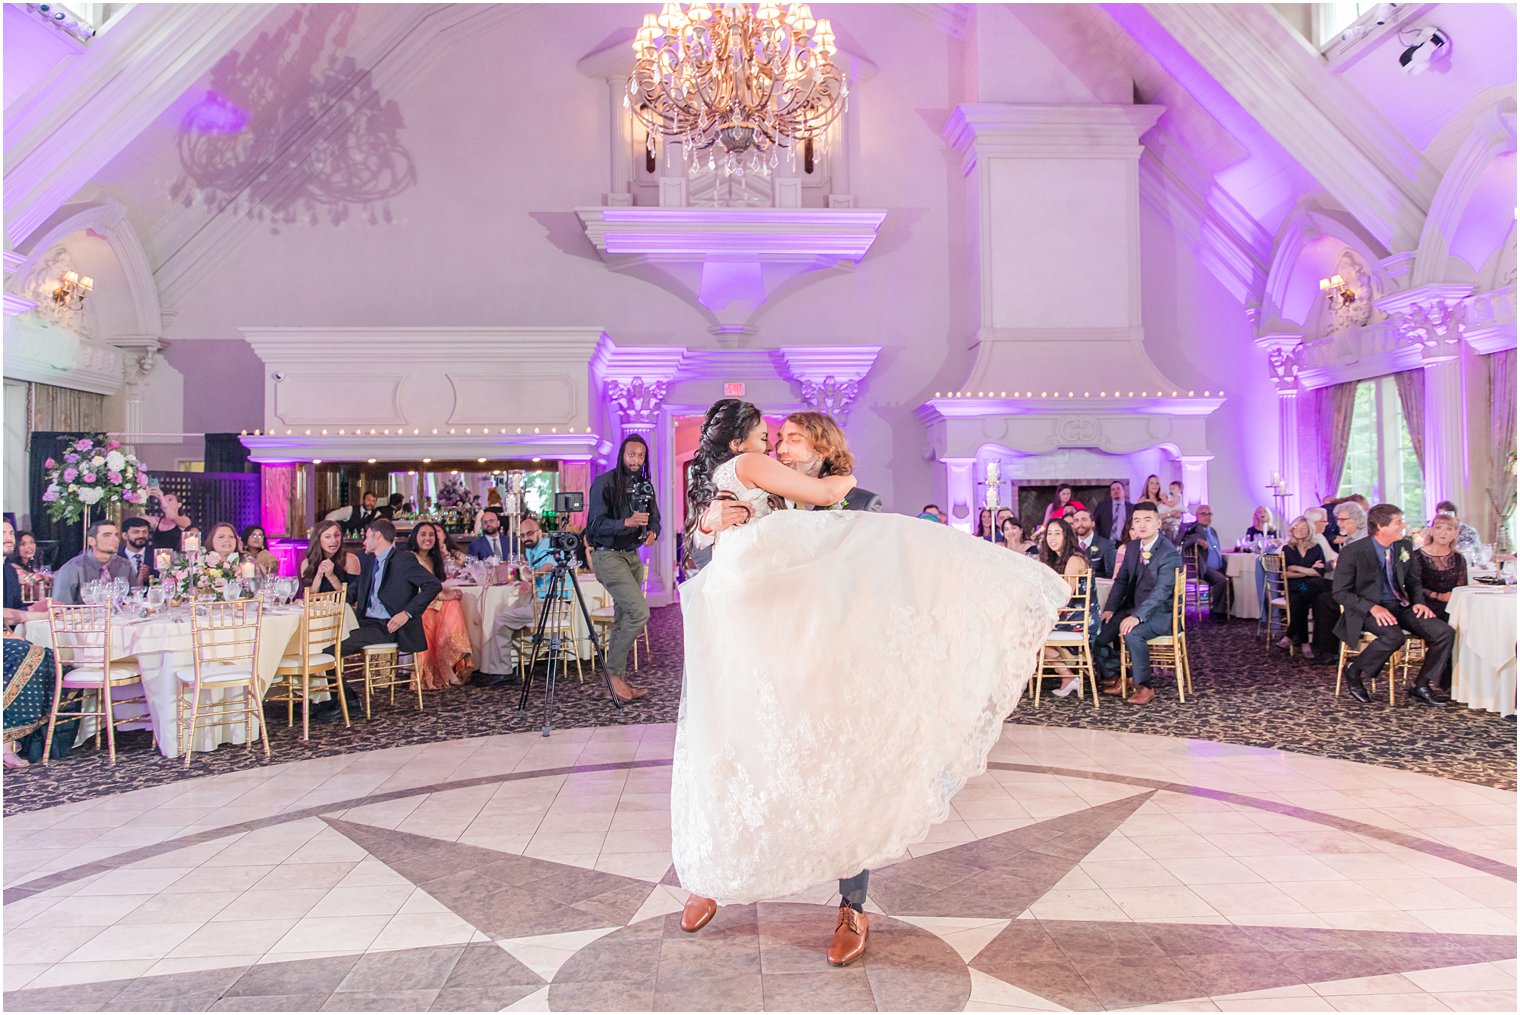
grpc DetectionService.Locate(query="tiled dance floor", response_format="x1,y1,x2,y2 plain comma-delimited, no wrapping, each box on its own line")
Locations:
3,725,1515,1011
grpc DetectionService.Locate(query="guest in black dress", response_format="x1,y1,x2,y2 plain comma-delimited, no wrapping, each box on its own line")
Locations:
1280,517,1329,659
147,490,190,552
1416,516,1468,622
300,520,360,598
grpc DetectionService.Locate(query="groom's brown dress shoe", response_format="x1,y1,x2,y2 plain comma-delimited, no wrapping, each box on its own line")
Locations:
1125,684,1155,705
680,895,717,932
826,906,869,967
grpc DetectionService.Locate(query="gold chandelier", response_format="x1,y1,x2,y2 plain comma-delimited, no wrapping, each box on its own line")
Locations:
627,2,847,177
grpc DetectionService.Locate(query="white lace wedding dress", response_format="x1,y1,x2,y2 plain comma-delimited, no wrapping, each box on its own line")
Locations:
671,459,1070,903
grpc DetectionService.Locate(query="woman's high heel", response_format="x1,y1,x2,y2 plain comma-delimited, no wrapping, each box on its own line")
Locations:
1050,679,1079,698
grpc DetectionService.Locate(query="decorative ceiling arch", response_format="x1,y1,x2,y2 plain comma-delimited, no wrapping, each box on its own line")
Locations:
1414,98,1518,287
1258,200,1390,336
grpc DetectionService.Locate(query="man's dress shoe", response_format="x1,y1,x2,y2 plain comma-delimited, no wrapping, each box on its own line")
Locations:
680,895,717,933
1407,684,1447,706
827,906,869,967
1345,678,1372,704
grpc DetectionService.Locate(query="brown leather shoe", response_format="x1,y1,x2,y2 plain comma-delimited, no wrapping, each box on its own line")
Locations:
1126,684,1156,705
680,895,717,933
1101,681,1126,696
826,905,869,967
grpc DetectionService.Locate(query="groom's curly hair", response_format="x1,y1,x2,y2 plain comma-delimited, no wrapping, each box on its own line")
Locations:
783,411,854,477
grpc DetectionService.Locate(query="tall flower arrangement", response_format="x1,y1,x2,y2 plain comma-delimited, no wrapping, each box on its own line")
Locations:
41,435,153,524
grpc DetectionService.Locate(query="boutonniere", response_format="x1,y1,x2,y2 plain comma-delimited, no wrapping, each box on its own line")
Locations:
1398,548,1410,564
1141,550,1153,563
824,498,847,511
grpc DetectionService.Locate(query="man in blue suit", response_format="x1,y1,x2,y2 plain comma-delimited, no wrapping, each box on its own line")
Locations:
467,509,508,560
1094,501,1183,705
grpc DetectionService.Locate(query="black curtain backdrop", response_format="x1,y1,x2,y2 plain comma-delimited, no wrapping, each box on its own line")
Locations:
28,431,93,566
204,433,257,473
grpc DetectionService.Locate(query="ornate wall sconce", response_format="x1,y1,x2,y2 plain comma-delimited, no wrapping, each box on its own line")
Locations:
1319,273,1356,309
51,270,94,310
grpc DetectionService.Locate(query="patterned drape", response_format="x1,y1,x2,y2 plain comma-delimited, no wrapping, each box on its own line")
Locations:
560,462,592,529
1393,368,1426,470
30,383,105,436
1487,349,1517,539
1306,381,1359,503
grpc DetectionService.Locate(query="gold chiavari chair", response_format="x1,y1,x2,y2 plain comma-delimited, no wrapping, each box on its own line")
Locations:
176,598,266,767
1260,552,1291,652
527,590,584,683
43,603,146,766
1182,546,1212,620
1118,567,1193,702
267,592,349,739
345,642,422,718
1033,572,1098,708
1333,604,1405,705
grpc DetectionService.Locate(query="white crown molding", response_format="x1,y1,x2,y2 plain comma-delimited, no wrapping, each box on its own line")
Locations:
239,433,601,465
942,104,1164,173
1140,3,1436,252
1464,285,1518,354
241,326,608,363
916,395,1222,462
3,3,277,247
575,207,887,264
774,346,882,383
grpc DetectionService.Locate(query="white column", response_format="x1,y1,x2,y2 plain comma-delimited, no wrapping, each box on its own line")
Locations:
943,457,976,533
1276,390,1302,520
1177,455,1213,514
1421,352,1467,518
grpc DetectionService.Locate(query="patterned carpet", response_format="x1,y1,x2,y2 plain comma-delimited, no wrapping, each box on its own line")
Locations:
2,604,1514,815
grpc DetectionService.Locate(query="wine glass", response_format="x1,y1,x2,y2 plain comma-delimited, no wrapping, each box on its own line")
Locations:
223,579,243,602
146,586,165,612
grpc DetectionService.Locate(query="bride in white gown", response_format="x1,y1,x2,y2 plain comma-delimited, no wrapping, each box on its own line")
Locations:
672,399,1070,907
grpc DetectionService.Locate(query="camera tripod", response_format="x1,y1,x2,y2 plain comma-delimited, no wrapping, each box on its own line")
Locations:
515,556,622,736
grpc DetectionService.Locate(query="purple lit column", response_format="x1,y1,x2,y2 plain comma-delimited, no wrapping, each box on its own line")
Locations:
942,457,976,534
1177,455,1213,515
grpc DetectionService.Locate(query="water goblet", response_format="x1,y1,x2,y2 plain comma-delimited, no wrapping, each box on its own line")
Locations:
223,579,243,602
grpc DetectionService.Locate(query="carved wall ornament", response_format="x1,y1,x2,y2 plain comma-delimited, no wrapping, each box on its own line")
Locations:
799,375,860,421
1321,249,1376,336
1395,299,1468,349
19,246,90,336
607,377,669,427
1054,415,1102,445
1267,346,1301,393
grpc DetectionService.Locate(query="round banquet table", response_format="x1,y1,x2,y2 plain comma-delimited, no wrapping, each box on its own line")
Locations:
19,604,358,757
449,575,613,671
1447,585,1517,718
1224,552,1262,620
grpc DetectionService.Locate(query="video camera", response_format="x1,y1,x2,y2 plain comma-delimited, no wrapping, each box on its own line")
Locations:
628,476,655,515
548,492,584,564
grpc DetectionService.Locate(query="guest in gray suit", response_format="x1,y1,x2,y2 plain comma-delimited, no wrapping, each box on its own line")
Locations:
51,521,138,605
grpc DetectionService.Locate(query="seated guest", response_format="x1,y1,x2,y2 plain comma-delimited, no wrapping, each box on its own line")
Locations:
1432,500,1481,559
1320,496,1342,543
1095,502,1182,706
51,521,137,603
1245,506,1279,542
240,525,281,576
205,522,243,563
1331,500,1367,552
921,504,946,524
1304,507,1337,565
1071,509,1116,579
315,519,441,721
408,521,473,689
975,508,997,542
7,529,41,573
300,520,360,597
1000,518,1035,555
4,523,57,769
1178,506,1229,621
1416,515,1468,622
147,489,191,551
1278,517,1330,659
1332,503,1454,705
117,516,156,586
468,509,510,560
1043,484,1085,524
519,517,558,598
4,521,28,616
1038,518,1097,698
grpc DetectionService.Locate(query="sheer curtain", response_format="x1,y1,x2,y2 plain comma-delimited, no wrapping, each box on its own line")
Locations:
559,462,592,530
1487,350,1517,540
1306,381,1359,503
1393,369,1426,471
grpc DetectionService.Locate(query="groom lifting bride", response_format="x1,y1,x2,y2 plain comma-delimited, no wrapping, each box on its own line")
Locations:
672,400,1067,967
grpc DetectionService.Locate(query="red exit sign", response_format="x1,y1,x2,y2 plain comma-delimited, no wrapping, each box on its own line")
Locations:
724,382,746,397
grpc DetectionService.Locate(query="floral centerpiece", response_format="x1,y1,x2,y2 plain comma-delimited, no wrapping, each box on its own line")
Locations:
161,551,245,603
41,435,153,525
436,478,467,508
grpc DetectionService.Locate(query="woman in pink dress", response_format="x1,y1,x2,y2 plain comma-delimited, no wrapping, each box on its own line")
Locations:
408,522,473,689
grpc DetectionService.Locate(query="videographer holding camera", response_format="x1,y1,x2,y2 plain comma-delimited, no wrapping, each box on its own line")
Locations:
585,434,659,702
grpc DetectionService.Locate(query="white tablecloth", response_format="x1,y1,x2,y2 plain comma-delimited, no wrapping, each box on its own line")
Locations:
450,576,612,670
20,605,357,756
1448,586,1517,718
1225,552,1262,620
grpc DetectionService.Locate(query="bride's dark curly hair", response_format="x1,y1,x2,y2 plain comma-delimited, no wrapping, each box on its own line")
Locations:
684,398,763,557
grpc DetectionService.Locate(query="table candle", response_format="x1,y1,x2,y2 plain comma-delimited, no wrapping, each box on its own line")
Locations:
182,532,201,554
240,560,257,580
155,549,173,573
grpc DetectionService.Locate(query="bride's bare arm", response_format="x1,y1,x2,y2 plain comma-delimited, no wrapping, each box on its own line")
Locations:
734,453,856,506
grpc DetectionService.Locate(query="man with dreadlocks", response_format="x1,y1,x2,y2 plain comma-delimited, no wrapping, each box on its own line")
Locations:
585,434,660,702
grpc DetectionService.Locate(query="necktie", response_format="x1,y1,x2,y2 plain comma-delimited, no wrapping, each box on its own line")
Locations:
1384,548,1409,606
490,536,500,557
